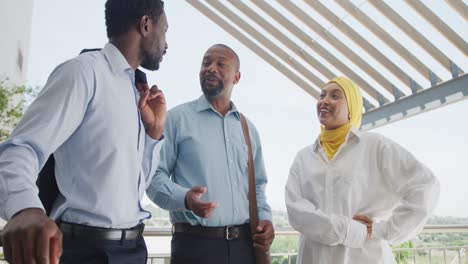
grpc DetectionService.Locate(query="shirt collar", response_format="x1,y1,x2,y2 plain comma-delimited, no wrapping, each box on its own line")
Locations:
102,43,133,75
194,95,240,119
348,127,363,140
313,126,363,152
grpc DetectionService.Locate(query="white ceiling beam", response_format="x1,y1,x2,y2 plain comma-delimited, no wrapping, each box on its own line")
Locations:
247,0,387,104
186,0,321,99
300,0,425,95
445,0,468,21
333,0,442,86
405,0,468,57
205,0,326,93
368,0,463,77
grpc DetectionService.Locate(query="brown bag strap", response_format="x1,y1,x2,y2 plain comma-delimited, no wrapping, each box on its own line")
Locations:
240,114,259,234
240,114,272,264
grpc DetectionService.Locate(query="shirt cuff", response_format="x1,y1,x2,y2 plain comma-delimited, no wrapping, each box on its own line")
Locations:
172,184,190,212
4,189,45,220
372,221,387,241
259,210,273,223
145,133,164,146
342,219,368,248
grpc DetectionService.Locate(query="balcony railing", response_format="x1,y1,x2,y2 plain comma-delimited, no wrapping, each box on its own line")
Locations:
143,225,468,264
1,225,467,264
145,247,468,264
393,246,467,264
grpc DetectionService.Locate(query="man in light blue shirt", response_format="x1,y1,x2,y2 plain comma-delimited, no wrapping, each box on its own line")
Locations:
147,44,274,264
0,0,168,263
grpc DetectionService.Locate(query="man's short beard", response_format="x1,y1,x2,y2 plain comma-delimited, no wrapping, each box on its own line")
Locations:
201,80,224,98
141,55,161,71
140,48,162,71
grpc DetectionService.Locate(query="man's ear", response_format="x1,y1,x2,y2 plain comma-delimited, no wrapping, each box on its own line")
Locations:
139,15,151,36
233,71,241,85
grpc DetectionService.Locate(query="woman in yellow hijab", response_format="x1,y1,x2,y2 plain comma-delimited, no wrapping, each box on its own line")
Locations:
285,76,440,264
318,76,363,160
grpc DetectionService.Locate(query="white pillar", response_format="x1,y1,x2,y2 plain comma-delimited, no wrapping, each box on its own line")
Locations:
0,0,34,85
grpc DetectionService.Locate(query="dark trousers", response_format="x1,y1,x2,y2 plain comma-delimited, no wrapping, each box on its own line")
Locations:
60,236,147,264
171,232,255,264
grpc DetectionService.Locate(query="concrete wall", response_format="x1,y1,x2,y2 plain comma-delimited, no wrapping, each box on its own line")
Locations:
0,0,34,85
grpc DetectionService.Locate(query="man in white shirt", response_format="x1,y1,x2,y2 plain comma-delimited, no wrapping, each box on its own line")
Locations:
0,0,168,263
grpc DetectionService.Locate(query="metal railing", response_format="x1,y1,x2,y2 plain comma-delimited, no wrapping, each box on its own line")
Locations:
145,247,468,264
393,246,468,264
144,224,468,236
1,225,467,264
142,225,468,264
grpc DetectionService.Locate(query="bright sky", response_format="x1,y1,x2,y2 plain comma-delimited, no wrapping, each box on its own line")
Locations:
27,0,468,217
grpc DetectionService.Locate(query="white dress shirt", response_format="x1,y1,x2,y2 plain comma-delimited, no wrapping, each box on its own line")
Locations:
0,43,163,228
286,128,439,264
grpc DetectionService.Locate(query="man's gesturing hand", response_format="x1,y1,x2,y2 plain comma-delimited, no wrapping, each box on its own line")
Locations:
185,186,218,218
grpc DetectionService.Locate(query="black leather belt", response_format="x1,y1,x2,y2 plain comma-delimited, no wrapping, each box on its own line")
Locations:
58,221,144,241
173,223,251,240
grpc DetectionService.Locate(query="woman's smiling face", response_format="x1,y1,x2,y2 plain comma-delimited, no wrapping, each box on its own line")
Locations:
317,82,350,130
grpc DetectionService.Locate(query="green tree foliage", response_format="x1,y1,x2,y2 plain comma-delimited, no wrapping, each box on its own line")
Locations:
0,80,35,141
393,240,414,263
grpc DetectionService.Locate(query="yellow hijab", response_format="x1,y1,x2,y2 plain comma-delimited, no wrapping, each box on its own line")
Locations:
320,76,363,160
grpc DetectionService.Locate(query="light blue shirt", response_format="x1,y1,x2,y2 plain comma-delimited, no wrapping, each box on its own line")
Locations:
147,96,272,226
0,43,163,228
